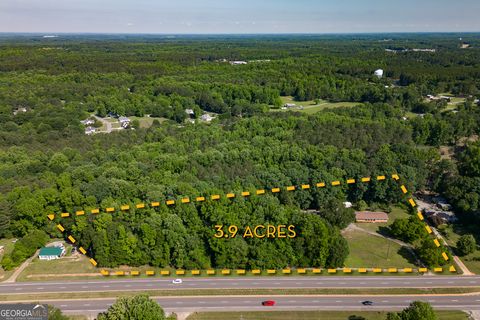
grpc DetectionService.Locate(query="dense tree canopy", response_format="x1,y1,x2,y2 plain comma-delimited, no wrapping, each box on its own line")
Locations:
1,34,479,269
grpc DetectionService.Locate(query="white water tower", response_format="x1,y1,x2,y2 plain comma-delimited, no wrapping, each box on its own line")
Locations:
374,69,384,79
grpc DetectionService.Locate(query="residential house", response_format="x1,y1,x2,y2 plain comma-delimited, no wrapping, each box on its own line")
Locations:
355,211,389,223
119,117,130,129
85,126,96,135
201,114,213,122
80,119,95,126
38,246,65,261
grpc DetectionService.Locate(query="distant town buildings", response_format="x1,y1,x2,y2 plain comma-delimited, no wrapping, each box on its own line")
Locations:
385,48,436,53
229,61,248,65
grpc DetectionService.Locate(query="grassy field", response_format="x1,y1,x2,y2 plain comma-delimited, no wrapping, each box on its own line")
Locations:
344,207,417,268
271,96,360,114
129,116,168,128
186,310,469,320
344,229,417,268
0,238,16,280
17,253,98,282
438,224,480,274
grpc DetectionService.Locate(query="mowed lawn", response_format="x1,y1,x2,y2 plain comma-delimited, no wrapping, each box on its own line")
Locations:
271,96,360,114
129,116,168,128
17,253,99,281
186,311,469,320
343,230,416,268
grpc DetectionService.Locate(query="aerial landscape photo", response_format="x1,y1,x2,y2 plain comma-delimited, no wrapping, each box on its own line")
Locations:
0,0,480,319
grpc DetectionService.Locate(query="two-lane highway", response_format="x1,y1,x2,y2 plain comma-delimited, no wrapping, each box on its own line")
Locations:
1,276,480,295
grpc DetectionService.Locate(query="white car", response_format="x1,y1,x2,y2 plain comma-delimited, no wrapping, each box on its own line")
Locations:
172,279,183,284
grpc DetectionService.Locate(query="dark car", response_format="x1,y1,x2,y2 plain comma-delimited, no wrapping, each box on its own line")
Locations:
262,300,276,306
362,301,374,306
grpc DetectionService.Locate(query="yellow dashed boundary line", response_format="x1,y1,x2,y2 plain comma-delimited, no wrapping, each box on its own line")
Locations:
47,173,456,275
47,174,393,220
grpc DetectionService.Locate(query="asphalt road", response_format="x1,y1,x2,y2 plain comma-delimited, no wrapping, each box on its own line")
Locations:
2,276,480,295
8,295,480,315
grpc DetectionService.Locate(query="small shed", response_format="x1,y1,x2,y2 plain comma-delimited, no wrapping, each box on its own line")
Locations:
355,211,388,223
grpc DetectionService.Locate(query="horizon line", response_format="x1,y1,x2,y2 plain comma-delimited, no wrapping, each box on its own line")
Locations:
1,31,480,36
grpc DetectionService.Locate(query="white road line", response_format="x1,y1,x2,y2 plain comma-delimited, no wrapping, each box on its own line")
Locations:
60,305,68,307
36,287,44,290
452,300,459,302
382,300,389,303
102,285,110,288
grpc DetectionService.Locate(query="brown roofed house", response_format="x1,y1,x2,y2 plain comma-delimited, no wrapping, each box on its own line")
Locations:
355,211,388,223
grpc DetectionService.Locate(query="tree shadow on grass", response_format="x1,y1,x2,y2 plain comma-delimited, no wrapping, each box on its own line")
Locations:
398,246,420,266
377,226,393,238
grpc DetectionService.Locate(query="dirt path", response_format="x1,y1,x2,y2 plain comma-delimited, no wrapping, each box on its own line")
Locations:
3,249,39,283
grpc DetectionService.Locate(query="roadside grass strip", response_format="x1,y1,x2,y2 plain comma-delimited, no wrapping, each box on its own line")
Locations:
47,173,457,276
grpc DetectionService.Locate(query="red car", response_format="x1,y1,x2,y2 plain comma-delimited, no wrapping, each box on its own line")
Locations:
262,300,276,306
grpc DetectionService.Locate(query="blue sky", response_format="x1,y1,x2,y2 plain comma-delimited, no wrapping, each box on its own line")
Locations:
0,0,479,34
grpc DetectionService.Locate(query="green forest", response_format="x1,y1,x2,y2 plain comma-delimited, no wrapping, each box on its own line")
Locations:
0,34,479,270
